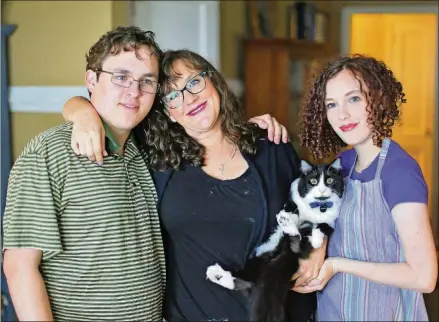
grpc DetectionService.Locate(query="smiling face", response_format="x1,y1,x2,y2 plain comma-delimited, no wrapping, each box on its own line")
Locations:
163,59,221,139
86,45,159,141
325,69,373,147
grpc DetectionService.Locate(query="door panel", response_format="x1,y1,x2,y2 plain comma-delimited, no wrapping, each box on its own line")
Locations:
350,13,437,216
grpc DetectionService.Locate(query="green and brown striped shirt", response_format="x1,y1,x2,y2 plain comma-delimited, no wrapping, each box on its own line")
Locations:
3,122,166,321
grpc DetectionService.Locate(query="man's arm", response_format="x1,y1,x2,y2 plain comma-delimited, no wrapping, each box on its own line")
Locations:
2,152,63,321
3,249,53,321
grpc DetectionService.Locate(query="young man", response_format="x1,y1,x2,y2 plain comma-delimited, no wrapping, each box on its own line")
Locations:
2,26,166,321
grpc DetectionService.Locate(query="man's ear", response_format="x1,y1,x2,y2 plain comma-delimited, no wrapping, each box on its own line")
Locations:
85,70,97,93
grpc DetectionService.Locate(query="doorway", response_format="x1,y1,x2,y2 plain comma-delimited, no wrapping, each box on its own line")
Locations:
341,4,438,228
350,12,436,215
341,5,438,320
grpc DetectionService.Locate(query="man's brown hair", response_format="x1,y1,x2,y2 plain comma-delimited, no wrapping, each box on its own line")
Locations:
85,26,162,74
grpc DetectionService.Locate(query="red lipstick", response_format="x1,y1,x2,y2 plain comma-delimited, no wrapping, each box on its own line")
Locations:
339,123,358,132
186,102,207,116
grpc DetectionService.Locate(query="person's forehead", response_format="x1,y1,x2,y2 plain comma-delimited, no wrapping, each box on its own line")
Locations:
169,63,200,86
327,70,361,90
102,48,159,76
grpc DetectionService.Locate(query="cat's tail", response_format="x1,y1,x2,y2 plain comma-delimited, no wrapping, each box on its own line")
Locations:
248,252,299,322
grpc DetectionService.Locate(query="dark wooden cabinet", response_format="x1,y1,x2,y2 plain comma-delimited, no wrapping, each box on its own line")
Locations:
243,38,331,160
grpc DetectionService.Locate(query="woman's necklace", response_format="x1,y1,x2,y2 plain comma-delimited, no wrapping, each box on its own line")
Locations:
219,145,237,179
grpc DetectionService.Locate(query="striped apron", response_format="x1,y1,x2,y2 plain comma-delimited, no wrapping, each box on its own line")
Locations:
317,138,428,321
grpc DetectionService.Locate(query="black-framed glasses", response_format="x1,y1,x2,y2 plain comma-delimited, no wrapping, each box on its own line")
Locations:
161,71,207,109
97,70,160,94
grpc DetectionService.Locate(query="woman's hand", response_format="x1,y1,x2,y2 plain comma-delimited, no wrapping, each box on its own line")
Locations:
292,257,338,293
71,110,106,164
291,238,327,288
248,114,289,144
63,96,107,164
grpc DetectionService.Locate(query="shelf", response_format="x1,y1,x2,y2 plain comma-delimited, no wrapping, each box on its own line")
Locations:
243,38,331,58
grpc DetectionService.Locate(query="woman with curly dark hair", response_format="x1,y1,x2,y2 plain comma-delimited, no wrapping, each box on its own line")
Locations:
62,49,323,321
294,54,437,321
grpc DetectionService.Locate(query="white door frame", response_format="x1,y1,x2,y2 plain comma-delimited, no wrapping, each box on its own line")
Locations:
341,4,439,248
131,1,220,71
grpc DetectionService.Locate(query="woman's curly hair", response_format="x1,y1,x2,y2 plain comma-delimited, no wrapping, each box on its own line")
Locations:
298,54,406,160
141,49,264,171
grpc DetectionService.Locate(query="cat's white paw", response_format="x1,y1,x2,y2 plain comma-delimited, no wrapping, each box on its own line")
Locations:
309,228,325,249
206,263,235,290
276,210,300,236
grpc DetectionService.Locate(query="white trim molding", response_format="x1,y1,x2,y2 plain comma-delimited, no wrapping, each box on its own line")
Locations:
9,86,88,113
8,81,244,114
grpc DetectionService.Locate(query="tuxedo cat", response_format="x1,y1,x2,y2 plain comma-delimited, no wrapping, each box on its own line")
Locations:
205,158,344,321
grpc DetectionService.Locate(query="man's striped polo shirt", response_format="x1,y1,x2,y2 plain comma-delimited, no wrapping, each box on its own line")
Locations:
3,122,166,320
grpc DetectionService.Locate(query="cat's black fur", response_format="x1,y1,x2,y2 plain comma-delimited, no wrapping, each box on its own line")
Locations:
205,158,344,321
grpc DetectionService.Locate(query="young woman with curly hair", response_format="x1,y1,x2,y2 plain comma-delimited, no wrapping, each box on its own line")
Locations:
62,49,323,321
295,54,437,321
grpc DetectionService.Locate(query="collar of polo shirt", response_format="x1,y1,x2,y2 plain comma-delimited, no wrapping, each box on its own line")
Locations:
102,122,137,155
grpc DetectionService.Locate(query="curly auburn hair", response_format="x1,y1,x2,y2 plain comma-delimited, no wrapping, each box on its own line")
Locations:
141,49,264,171
298,54,406,160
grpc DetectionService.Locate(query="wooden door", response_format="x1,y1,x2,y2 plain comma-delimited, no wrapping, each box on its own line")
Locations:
350,13,437,216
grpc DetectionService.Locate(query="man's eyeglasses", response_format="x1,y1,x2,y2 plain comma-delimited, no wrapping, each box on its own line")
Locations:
161,71,207,109
96,70,160,94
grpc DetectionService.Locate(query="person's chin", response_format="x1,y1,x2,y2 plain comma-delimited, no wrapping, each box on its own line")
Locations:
116,119,141,131
341,133,371,147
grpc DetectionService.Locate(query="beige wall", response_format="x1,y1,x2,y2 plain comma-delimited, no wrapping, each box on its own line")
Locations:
3,0,129,159
4,0,436,159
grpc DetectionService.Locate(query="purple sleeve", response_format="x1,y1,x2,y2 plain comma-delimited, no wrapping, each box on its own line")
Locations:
382,157,428,210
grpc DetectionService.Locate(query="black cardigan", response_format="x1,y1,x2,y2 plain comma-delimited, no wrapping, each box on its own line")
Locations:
152,138,316,322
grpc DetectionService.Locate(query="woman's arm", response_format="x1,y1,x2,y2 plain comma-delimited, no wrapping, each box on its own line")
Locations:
63,96,96,122
63,96,106,164
335,202,437,292
294,202,437,293
64,95,291,165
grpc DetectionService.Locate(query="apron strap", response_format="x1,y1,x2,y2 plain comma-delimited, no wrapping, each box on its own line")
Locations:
348,153,357,178
374,137,391,180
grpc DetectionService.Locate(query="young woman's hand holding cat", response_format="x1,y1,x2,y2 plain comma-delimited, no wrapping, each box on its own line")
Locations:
293,257,337,293
291,238,327,287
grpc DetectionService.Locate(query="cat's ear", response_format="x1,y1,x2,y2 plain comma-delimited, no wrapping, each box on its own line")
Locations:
300,160,312,174
330,158,342,170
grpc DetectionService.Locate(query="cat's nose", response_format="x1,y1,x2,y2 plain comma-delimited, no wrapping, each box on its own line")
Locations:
316,196,329,201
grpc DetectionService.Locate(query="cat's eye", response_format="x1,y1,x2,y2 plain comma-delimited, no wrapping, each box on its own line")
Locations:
326,178,334,185
310,178,318,185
